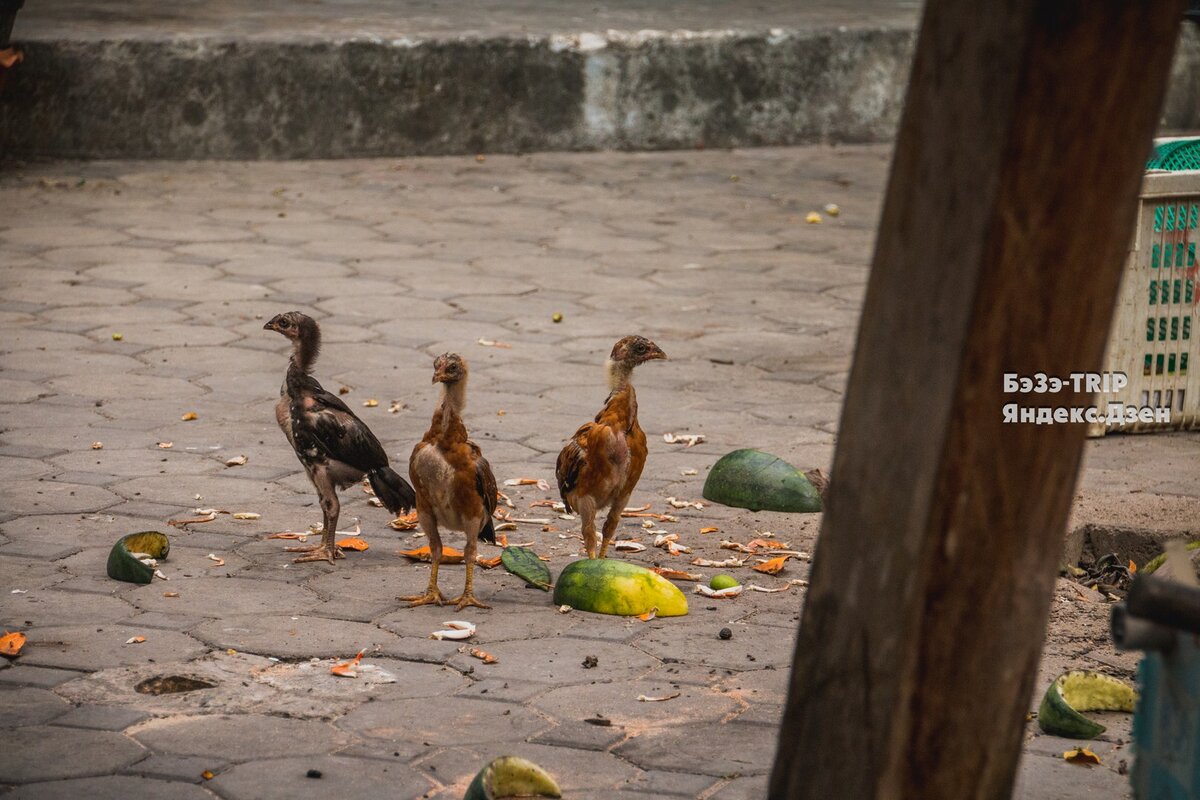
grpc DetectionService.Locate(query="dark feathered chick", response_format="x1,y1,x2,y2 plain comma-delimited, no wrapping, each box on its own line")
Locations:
556,335,666,559
404,353,497,609
264,311,415,564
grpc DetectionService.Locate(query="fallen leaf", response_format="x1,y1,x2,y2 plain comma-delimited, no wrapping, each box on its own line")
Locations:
388,510,419,530
430,620,476,640
637,692,681,702
699,527,720,534
157,441,174,449
399,545,464,564
469,647,498,664
0,631,27,658
224,455,248,467
477,338,513,348
691,556,744,568
636,608,658,621
752,555,791,575
163,592,180,598
181,412,198,421
721,541,754,553
125,636,146,644
694,584,743,598
651,567,704,581
91,442,103,450
330,649,365,678
1063,748,1102,766
362,399,379,408
662,432,705,447
614,540,647,552
476,555,503,569
337,537,370,552
206,554,225,568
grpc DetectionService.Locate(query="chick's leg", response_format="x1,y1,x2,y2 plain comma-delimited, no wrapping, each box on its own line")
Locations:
596,495,629,559
401,509,444,606
448,521,490,611
287,469,344,563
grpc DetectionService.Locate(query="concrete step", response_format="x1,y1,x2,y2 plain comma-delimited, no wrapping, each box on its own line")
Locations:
1,1,1197,159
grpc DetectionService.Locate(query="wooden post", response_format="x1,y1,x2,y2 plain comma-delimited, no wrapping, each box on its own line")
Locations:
769,2,1184,798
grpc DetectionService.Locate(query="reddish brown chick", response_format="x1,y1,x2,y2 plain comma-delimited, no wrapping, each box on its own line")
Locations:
403,353,497,610
556,336,666,559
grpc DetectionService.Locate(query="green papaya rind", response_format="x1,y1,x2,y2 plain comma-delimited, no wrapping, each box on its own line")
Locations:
106,531,170,584
702,449,823,513
1036,670,1137,739
552,559,688,617
500,545,552,591
463,756,562,800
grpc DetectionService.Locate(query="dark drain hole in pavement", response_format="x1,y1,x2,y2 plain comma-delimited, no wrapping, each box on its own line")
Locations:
135,676,217,695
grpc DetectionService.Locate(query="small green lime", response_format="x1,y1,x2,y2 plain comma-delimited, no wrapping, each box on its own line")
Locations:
710,574,739,591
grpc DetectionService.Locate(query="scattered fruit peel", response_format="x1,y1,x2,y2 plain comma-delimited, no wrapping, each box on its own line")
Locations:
1037,670,1137,739
0,631,27,658
1063,747,1102,766
695,583,743,598
753,555,791,575
107,531,171,584
399,545,464,564
431,621,476,641
337,537,370,552
331,650,365,677
500,545,552,591
464,756,561,800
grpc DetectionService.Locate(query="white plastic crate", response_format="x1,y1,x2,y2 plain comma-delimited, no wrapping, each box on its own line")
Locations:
1093,168,1200,434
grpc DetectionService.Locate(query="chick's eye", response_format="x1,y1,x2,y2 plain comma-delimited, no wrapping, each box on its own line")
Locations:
279,320,290,328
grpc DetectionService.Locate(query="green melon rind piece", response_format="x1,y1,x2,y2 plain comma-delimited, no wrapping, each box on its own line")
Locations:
501,545,552,591
463,756,562,800
1037,670,1137,739
552,559,688,617
1142,539,1200,574
106,531,170,584
702,449,823,513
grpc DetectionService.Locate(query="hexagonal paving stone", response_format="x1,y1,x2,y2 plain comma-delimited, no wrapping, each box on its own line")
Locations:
636,621,798,671
338,694,549,748
211,755,431,800
192,614,398,659
3,775,215,800
0,725,146,783
1,686,71,726
20,624,208,672
615,720,778,777
2,588,134,627
124,576,318,617
132,714,351,761
534,677,738,727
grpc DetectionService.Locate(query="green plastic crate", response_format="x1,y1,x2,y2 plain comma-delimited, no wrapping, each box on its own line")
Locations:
1148,138,1200,172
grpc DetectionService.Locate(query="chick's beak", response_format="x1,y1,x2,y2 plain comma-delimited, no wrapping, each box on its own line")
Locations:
263,321,275,331
645,344,667,361
432,368,447,384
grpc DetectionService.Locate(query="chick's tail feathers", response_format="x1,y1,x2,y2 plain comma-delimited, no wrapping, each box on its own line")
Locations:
369,466,416,514
478,516,497,545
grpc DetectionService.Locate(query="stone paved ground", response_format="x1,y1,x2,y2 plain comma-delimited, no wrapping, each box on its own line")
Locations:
0,147,1197,799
